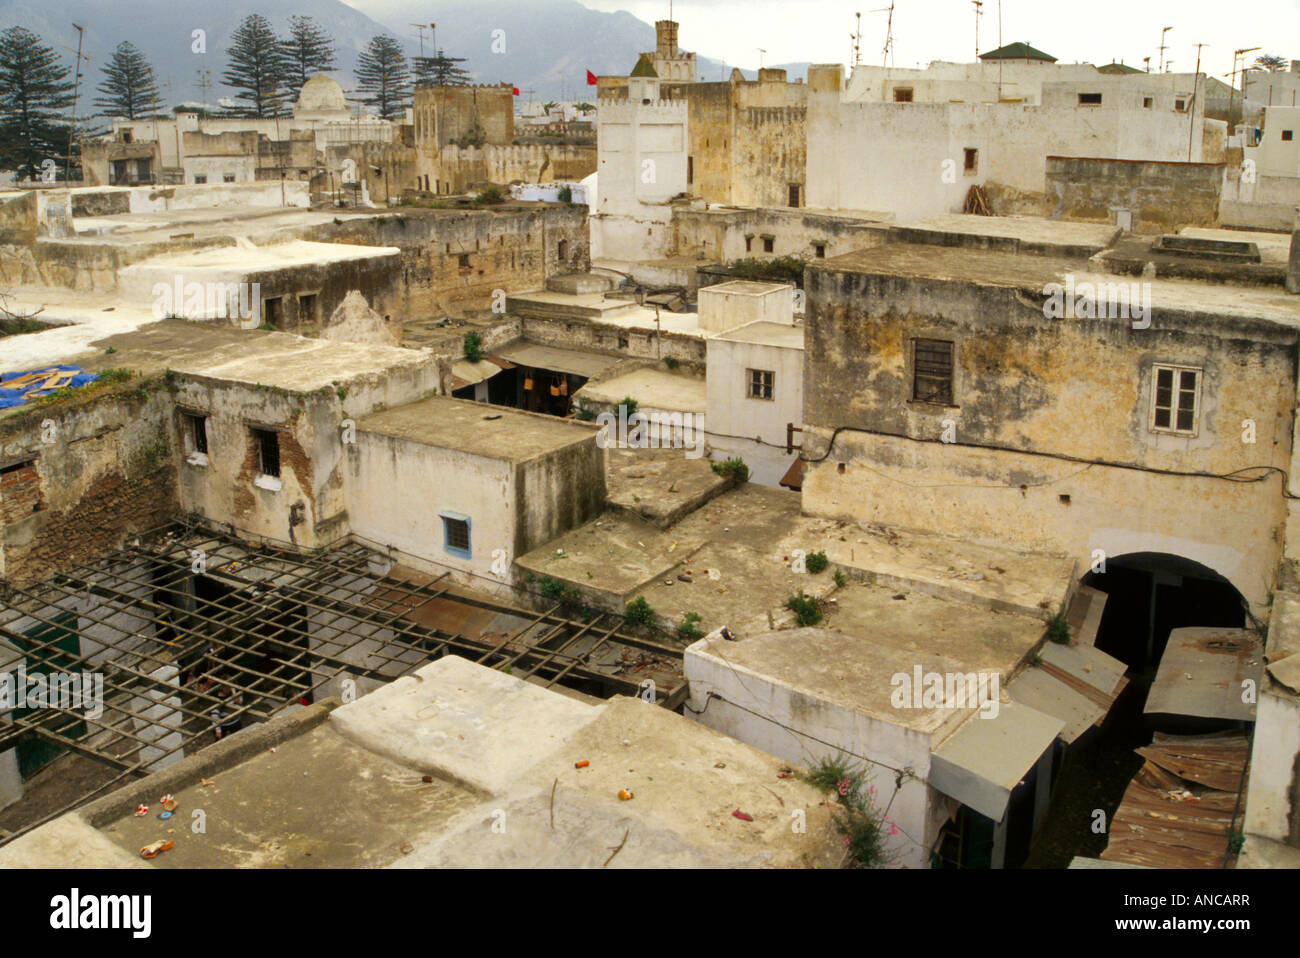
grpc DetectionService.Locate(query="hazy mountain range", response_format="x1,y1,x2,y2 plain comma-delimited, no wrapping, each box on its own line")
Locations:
0,0,810,114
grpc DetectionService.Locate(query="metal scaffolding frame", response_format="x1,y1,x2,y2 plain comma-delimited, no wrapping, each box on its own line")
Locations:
0,518,686,844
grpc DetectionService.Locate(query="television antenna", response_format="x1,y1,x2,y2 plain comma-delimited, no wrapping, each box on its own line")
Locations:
972,1,983,60
871,2,896,67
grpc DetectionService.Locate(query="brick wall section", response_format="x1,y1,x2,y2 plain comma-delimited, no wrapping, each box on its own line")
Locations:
0,462,40,524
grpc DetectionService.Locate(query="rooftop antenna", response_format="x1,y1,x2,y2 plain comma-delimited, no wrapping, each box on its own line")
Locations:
872,1,896,67
972,0,983,60
1158,26,1172,73
65,23,87,183
1143,55,1151,73
411,23,428,58
996,0,1003,100
1230,47,1259,128
855,11,862,67
1188,43,1205,160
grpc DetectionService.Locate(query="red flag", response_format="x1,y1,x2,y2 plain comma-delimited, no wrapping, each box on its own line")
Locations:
512,86,520,96
587,70,598,86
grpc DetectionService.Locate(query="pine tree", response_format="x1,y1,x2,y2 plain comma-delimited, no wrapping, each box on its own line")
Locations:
280,15,336,102
0,27,75,180
94,42,163,120
222,14,289,118
355,36,411,120
413,52,471,88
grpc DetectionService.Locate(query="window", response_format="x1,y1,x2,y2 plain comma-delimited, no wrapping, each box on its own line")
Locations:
0,458,42,522
458,253,471,269
121,129,133,144
762,237,774,253
182,413,209,457
788,184,801,208
814,243,826,259
292,294,317,329
1284,130,1295,142
744,235,754,253
912,339,954,405
1078,92,1103,105
893,87,914,102
687,156,693,184
964,148,978,173
252,427,280,478
1142,97,1153,109
558,239,568,260
1150,365,1201,435
747,368,774,401
263,296,283,328
194,175,207,184
223,174,236,183
1175,99,1186,112
441,513,472,559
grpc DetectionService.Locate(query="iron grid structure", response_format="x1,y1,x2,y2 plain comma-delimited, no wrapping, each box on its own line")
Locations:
0,518,686,844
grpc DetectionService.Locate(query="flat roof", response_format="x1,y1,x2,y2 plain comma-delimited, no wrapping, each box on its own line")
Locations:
119,239,398,274
577,367,706,413
0,657,843,868
700,280,791,297
492,341,620,379
357,395,598,462
895,213,1120,251
1146,628,1264,721
815,243,1300,329
715,320,805,349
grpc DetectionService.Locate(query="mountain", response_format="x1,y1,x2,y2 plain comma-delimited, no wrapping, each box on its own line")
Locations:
0,0,812,113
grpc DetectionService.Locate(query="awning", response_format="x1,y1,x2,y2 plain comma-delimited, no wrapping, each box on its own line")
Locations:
450,360,504,390
1008,641,1128,743
491,341,619,379
1145,627,1263,722
778,458,803,491
929,700,1064,822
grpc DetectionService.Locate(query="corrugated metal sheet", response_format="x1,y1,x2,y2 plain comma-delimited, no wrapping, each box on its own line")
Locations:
492,342,618,379
1146,628,1263,722
1007,642,1127,744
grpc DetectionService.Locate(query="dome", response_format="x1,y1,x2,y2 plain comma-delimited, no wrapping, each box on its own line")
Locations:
296,74,347,114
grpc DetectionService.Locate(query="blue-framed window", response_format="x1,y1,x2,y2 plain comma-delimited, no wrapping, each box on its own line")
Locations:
440,512,472,559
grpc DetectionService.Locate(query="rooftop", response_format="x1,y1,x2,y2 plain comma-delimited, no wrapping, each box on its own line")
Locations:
0,657,841,868
577,367,706,413
357,395,598,462
715,320,805,349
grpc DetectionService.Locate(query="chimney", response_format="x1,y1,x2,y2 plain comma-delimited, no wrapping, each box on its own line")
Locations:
1288,208,1300,294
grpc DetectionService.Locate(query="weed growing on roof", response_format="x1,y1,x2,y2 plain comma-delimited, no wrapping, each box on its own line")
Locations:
802,753,894,868
676,611,703,641
787,591,822,626
805,551,829,574
1046,613,1071,645
624,595,656,631
711,456,750,483
464,331,483,363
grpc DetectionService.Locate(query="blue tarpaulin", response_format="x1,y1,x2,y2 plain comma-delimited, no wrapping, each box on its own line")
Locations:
0,366,98,408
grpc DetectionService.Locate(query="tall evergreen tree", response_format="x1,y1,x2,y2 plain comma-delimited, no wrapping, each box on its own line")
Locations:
0,27,75,180
355,36,411,120
280,15,336,102
222,14,289,118
94,41,163,119
413,52,471,88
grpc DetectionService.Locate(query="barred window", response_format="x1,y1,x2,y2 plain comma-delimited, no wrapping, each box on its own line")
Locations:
912,339,954,405
748,368,774,401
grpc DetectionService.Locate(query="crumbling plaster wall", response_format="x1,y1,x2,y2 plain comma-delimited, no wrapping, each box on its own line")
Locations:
800,266,1298,611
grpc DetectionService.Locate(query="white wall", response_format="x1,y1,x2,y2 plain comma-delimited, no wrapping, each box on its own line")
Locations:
1258,106,1300,176
706,334,803,486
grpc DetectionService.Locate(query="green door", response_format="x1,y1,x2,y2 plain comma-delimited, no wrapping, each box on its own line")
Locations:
14,612,85,780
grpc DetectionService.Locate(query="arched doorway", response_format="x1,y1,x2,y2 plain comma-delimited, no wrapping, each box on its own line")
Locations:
1024,552,1251,867
1083,552,1247,674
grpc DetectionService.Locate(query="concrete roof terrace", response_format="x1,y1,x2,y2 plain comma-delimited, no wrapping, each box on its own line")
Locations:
357,394,599,462
814,242,1300,332
0,656,842,869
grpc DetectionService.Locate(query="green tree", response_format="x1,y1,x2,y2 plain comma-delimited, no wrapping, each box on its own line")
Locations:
222,14,289,118
412,51,470,88
1254,53,1290,72
94,42,162,119
0,27,75,180
280,15,336,102
356,36,411,120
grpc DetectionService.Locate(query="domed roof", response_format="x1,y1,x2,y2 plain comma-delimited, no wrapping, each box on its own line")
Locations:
296,74,347,113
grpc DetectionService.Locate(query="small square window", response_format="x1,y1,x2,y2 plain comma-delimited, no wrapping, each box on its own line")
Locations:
1078,92,1103,105
1175,99,1186,112
193,175,207,184
223,174,236,183
747,368,774,401
762,237,774,253
458,253,471,269
814,243,826,259
252,427,280,478
893,87,914,102
1142,97,1153,109
263,296,283,328
912,339,954,405
441,513,471,558
744,235,754,253
1150,364,1201,435
297,293,318,324
183,413,209,456
1283,130,1294,142
964,148,978,173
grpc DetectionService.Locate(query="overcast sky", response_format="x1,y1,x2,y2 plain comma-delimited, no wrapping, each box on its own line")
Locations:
573,0,1300,82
